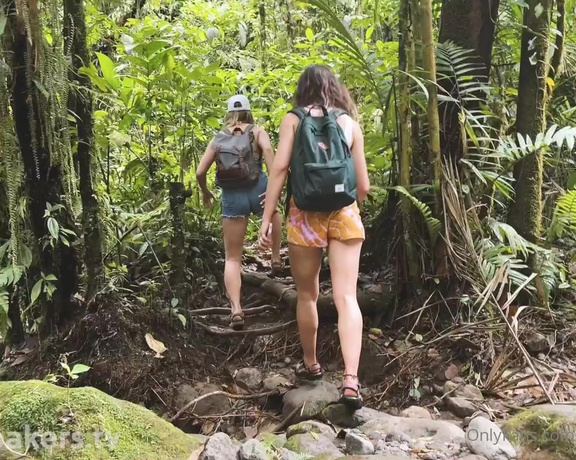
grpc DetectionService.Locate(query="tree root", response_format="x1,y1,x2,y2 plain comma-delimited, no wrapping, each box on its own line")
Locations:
197,320,297,337
242,272,394,318
170,389,282,422
189,305,277,317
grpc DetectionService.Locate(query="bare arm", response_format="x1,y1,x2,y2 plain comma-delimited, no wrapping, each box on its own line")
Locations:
196,140,216,197
350,121,370,203
261,114,298,225
257,128,276,173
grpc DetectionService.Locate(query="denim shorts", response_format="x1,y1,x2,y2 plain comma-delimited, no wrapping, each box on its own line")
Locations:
221,172,268,218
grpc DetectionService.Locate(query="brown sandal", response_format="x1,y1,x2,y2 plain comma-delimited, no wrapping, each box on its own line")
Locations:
295,362,324,381
230,312,245,330
340,374,363,410
271,260,284,277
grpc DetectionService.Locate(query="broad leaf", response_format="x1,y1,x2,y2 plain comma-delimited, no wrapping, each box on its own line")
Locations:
71,364,91,375
47,218,59,239
31,280,43,304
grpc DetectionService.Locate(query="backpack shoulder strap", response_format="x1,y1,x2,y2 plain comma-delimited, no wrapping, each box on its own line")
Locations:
329,109,348,120
288,108,307,120
244,124,254,133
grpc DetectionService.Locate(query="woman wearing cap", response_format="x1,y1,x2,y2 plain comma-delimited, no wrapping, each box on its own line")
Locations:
196,95,283,329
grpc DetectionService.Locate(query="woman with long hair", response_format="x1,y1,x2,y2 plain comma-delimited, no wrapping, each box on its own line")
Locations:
259,66,370,408
196,95,283,329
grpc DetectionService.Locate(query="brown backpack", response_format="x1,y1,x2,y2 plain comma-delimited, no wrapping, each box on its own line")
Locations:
213,125,261,189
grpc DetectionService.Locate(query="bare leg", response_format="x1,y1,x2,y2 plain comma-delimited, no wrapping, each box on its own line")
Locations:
222,217,248,315
328,238,363,395
271,211,283,265
289,243,323,368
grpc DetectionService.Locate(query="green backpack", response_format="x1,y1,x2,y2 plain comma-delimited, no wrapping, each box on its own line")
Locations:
286,107,357,213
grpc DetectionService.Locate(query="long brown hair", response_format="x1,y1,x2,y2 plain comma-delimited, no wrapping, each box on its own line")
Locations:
293,65,357,118
225,110,254,127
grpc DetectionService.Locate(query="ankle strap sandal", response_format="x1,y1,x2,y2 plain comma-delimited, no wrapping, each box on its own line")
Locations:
340,374,363,410
295,361,324,381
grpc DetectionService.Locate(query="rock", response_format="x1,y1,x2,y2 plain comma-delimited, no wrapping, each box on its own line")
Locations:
501,404,576,458
399,405,432,419
345,430,375,455
282,381,339,420
0,380,204,460
238,438,270,460
524,332,549,353
466,417,516,460
322,403,387,428
447,397,478,418
361,413,465,453
262,375,292,392
374,438,412,457
460,456,489,460
443,382,484,401
256,432,286,450
236,368,263,391
284,433,343,458
200,432,238,460
341,457,409,460
286,420,336,439
277,448,301,460
174,382,231,417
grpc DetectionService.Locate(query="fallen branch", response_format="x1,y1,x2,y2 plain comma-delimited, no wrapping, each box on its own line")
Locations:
197,320,297,337
189,305,276,317
242,272,394,318
171,389,281,422
273,402,304,433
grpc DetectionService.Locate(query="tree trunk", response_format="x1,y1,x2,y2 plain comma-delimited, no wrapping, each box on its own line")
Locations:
420,0,442,209
398,0,420,285
549,0,565,81
170,182,191,304
6,0,79,331
507,0,553,245
438,0,500,161
439,0,499,73
65,0,104,302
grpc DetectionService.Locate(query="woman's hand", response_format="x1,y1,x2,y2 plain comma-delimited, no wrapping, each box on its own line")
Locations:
259,219,273,248
202,190,215,208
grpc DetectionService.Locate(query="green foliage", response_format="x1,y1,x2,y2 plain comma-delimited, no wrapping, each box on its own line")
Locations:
550,187,576,240
390,185,440,245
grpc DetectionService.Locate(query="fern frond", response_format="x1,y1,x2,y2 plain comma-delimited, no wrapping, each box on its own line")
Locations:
390,185,441,245
549,187,576,239
486,217,532,258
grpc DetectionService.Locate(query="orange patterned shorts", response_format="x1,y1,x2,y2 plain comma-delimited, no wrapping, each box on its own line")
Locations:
287,198,365,248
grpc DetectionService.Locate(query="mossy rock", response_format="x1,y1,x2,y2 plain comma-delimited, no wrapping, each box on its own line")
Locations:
0,380,203,459
501,404,576,459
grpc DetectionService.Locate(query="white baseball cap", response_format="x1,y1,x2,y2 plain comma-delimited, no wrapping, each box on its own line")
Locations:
227,95,251,112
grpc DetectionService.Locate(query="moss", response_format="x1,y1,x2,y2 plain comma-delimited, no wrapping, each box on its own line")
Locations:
257,432,286,451
502,407,576,458
284,435,301,453
0,381,203,460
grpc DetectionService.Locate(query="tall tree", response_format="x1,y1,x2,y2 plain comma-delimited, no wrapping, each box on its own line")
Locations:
439,0,500,73
420,0,442,213
438,0,500,161
507,1,553,245
65,0,104,302
398,0,420,284
4,0,79,331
